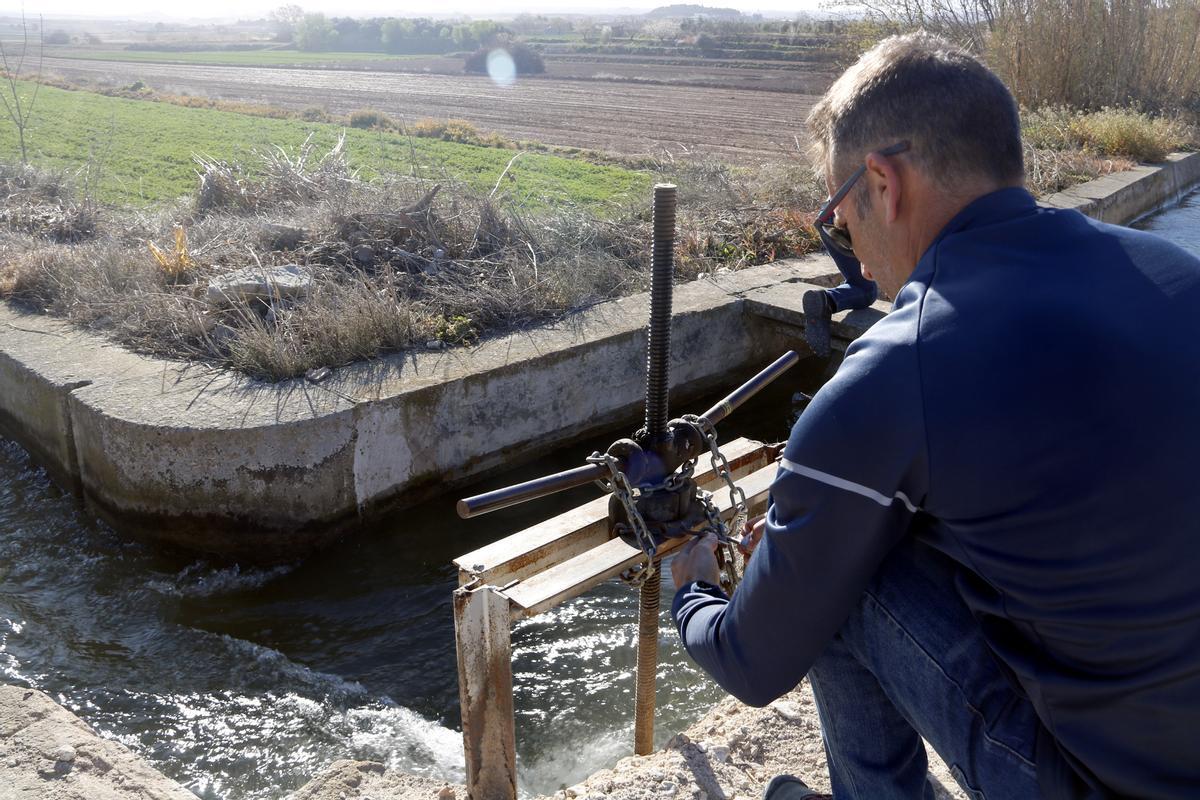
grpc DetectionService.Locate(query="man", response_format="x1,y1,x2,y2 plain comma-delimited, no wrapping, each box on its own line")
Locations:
670,32,1200,800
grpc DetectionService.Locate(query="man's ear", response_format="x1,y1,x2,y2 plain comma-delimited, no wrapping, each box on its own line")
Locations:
864,150,902,224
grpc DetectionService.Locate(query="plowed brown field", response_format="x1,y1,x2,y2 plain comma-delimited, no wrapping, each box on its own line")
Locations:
44,57,822,164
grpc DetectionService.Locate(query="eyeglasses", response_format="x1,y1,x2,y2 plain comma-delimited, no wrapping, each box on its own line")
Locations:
816,140,910,258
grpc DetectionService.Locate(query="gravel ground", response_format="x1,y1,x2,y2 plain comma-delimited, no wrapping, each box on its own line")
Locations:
290,681,969,800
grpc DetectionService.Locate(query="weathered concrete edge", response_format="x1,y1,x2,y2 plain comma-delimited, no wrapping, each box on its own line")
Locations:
1043,151,1200,225
0,259,839,559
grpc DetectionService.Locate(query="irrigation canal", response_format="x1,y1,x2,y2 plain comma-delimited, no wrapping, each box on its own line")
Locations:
0,355,834,799
1134,187,1200,256
4,189,1196,799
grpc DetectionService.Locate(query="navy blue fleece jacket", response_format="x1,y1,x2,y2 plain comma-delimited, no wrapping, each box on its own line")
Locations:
673,188,1200,799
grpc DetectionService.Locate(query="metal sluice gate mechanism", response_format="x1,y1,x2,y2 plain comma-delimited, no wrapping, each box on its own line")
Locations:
456,182,799,767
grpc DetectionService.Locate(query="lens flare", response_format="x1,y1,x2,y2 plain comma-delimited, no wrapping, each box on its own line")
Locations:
486,49,517,87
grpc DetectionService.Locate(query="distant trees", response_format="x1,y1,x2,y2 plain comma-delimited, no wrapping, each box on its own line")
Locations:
695,32,720,53
464,41,545,75
641,19,681,43
269,4,304,42
44,29,68,45
294,13,336,51
290,15,515,55
452,20,503,50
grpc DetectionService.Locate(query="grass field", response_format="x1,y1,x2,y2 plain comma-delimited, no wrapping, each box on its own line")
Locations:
0,81,652,207
46,47,427,68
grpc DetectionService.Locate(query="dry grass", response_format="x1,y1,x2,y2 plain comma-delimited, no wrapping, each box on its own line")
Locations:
0,142,825,381
1,102,1154,382
1023,106,1195,163
987,0,1200,113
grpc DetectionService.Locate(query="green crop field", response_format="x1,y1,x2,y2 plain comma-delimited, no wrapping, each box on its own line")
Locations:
47,47,427,68
0,82,652,208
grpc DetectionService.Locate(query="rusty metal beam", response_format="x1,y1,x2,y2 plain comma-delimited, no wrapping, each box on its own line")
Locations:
504,461,776,618
450,440,779,793
453,583,517,800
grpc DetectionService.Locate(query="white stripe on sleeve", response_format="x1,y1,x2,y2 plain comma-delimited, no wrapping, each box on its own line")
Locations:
778,458,921,514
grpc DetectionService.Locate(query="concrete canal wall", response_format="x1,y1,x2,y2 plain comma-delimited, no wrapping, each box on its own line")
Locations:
1,152,1197,560
0,258,845,560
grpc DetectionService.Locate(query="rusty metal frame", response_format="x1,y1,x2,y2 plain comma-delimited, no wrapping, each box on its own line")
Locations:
451,437,778,799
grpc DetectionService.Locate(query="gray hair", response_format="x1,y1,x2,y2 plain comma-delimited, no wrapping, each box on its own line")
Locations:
807,32,1023,191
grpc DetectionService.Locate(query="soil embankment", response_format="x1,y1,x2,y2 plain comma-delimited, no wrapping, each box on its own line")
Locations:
290,681,968,800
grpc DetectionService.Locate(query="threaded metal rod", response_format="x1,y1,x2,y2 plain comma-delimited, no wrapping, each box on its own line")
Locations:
634,559,662,755
645,183,676,442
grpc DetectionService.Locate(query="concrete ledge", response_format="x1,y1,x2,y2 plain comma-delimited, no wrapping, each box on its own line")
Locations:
0,258,839,560
1043,151,1200,224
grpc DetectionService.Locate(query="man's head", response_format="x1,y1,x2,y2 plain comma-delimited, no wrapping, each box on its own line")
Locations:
807,32,1024,297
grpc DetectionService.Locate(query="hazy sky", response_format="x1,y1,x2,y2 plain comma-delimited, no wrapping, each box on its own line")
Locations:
0,1,829,20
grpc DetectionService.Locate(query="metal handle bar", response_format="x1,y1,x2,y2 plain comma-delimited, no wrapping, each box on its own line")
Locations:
699,350,799,426
457,463,607,519
456,350,800,519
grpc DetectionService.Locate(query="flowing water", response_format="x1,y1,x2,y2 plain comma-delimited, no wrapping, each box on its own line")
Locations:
0,357,834,799
1133,188,1200,256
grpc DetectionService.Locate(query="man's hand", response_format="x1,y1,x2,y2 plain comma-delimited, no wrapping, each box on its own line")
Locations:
739,515,766,562
671,532,720,591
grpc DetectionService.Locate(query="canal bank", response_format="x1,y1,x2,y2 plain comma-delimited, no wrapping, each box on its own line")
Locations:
1,152,1198,799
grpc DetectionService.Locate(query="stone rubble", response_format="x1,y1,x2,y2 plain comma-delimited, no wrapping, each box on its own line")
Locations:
206,263,313,305
0,684,196,800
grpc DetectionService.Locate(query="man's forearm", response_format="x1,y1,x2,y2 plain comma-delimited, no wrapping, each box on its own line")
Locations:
672,579,784,707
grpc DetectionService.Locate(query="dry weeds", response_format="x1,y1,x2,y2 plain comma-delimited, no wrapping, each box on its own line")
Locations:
0,142,824,381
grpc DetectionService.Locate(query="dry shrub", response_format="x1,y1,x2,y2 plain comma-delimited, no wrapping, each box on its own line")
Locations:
407,118,511,148
348,109,393,130
0,141,669,381
1023,144,1134,197
0,163,98,243
849,0,1200,113
1023,106,1191,163
658,155,825,275
1068,109,1190,162
195,133,356,216
225,267,428,379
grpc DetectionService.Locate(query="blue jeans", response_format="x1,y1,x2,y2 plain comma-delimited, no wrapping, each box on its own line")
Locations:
807,538,1041,800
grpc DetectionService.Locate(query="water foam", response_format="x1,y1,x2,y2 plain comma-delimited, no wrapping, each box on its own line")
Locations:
147,561,295,598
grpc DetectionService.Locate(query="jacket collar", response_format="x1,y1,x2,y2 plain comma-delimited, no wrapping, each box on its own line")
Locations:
902,187,1038,289
891,187,1037,306
925,186,1038,254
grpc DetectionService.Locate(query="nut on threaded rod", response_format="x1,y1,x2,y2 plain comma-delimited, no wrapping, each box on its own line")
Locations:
645,183,676,442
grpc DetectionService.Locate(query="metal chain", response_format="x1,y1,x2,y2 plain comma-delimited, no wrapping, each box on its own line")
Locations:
589,418,750,593
588,452,658,588
682,415,749,594
685,415,749,543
